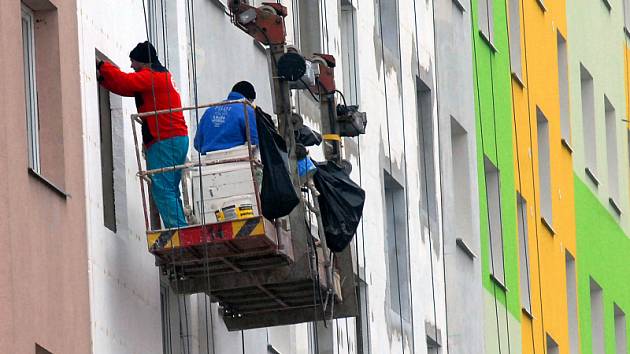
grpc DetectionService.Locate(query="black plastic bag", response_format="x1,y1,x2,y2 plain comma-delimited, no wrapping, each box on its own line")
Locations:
313,161,365,252
294,125,322,147
255,107,300,220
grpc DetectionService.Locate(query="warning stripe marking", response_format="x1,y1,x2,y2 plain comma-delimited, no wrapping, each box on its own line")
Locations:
147,217,267,251
234,217,262,238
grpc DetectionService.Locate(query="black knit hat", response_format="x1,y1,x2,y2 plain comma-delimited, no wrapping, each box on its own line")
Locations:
232,81,256,100
129,41,159,64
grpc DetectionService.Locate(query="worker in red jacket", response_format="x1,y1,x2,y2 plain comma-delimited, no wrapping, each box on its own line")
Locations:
97,41,188,242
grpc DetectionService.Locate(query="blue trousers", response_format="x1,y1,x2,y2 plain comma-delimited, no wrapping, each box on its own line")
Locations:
146,136,189,229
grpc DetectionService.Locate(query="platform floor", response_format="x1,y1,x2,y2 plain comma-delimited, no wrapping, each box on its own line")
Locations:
147,216,293,274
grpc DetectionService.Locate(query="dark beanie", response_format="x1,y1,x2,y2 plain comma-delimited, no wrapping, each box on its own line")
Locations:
129,41,159,64
232,81,256,100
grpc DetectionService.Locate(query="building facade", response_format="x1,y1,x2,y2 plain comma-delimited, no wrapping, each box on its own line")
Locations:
3,0,630,353
568,0,630,353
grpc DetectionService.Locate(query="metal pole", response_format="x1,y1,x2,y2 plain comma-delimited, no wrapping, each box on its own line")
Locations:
132,99,251,119
131,115,150,230
138,157,261,177
242,102,263,216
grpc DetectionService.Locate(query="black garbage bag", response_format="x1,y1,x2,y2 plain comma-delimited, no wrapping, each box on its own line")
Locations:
313,161,365,252
294,125,322,147
255,107,300,220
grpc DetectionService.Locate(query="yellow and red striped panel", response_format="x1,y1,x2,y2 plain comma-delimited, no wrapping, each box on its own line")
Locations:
146,216,267,251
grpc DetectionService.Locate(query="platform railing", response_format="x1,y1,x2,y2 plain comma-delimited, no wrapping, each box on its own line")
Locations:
130,99,260,232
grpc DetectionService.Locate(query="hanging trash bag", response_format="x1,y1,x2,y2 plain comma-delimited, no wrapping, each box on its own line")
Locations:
313,161,366,252
255,107,300,220
294,125,322,147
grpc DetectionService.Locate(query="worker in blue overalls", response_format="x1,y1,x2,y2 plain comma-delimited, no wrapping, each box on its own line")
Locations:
194,81,259,154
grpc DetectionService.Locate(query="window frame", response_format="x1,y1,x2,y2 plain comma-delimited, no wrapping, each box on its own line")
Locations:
566,251,579,354
478,0,495,48
97,67,117,233
615,304,628,354
378,0,401,58
590,278,605,354
451,118,475,257
507,0,523,81
604,95,621,215
580,64,599,186
384,172,412,326
340,1,360,106
484,156,506,287
417,80,439,235
557,32,572,148
21,4,41,174
517,193,532,315
536,107,553,228
546,334,559,354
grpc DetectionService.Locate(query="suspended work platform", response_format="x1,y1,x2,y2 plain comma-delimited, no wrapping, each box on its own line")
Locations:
146,215,355,331
132,100,359,331
147,216,293,276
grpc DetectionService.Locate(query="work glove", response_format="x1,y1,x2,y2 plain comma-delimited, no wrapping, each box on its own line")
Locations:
96,60,104,82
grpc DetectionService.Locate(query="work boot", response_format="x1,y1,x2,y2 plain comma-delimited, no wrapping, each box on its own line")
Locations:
151,230,176,250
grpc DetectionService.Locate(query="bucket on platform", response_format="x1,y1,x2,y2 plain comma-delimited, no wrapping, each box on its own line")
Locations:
215,203,255,222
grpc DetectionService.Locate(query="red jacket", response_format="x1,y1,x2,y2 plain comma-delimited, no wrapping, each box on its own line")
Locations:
98,62,188,146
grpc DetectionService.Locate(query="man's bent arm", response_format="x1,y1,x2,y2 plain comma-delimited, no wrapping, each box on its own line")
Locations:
98,62,152,97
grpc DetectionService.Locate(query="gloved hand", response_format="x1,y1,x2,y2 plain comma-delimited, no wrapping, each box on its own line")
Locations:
96,60,104,82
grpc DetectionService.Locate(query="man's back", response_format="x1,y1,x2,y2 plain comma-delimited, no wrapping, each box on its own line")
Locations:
194,92,258,154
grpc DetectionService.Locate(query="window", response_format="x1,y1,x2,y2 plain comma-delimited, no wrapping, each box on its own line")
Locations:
537,108,553,227
384,172,411,323
546,335,559,354
478,0,495,45
418,79,439,235
426,321,442,354
97,53,117,232
298,0,322,56
566,252,579,354
160,285,172,354
485,157,505,285
451,118,474,255
377,0,400,57
557,32,571,146
146,0,168,64
507,0,522,80
605,96,620,213
581,65,598,184
340,0,360,105
517,194,531,314
22,5,40,173
35,344,52,354
20,1,65,191
590,278,605,354
602,0,612,12
452,0,466,12
615,304,627,354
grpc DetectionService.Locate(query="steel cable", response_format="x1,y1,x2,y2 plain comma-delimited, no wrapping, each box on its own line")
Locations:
375,0,412,352
141,2,190,353
500,0,539,352
513,0,550,350
468,0,507,352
